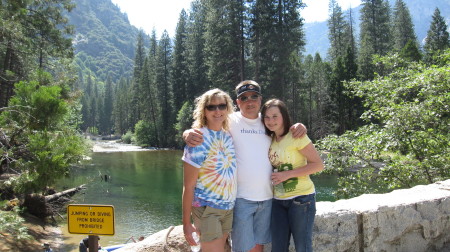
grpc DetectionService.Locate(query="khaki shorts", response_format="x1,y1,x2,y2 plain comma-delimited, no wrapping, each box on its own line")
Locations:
192,206,233,242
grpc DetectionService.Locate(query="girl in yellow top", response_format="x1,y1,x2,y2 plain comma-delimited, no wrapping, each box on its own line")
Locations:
261,99,324,252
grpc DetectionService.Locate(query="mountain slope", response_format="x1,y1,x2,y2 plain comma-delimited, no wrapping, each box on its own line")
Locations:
68,0,147,81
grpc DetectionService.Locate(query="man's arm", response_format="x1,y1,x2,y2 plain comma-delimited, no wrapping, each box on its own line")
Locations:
290,123,307,138
182,129,204,147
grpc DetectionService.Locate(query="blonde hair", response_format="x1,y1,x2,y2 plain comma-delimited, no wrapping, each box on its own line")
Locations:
192,88,234,131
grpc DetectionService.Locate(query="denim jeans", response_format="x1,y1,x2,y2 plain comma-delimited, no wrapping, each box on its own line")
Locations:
271,194,316,252
231,198,272,252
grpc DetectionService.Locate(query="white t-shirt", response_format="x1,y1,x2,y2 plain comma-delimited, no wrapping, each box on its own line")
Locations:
229,112,273,201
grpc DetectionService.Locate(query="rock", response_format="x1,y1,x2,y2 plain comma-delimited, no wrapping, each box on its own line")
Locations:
115,226,191,252
117,180,450,252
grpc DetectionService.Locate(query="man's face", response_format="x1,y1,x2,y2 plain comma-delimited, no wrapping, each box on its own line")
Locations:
236,91,262,119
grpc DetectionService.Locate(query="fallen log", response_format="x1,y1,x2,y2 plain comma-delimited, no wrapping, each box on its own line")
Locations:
45,184,86,202
24,184,86,218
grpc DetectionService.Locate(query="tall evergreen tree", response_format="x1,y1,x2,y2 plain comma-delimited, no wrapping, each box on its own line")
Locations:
204,0,245,94
0,0,75,107
102,75,114,134
358,0,392,80
327,0,349,63
145,30,160,146
130,32,146,128
155,31,173,146
185,0,210,101
392,0,417,52
424,8,450,62
112,77,129,134
172,9,189,114
250,0,305,100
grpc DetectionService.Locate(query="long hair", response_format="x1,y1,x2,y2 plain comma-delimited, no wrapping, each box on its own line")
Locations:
192,88,234,131
261,99,291,137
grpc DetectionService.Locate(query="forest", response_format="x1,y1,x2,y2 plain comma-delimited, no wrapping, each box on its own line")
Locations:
0,0,449,239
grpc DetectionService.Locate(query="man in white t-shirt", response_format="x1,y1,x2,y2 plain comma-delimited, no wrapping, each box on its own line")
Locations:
184,80,306,252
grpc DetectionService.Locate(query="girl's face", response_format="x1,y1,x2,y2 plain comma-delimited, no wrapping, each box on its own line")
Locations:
204,96,228,128
263,106,284,135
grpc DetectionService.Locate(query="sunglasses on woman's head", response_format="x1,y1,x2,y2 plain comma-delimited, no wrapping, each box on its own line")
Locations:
238,94,260,102
205,104,227,111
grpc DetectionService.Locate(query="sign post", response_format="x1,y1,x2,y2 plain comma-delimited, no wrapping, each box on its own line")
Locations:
67,204,115,252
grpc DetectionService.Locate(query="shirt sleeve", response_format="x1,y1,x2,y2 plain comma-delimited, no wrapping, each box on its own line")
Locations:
181,145,205,168
294,134,312,151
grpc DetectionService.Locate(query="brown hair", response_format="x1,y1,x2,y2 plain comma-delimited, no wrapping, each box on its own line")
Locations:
261,99,291,137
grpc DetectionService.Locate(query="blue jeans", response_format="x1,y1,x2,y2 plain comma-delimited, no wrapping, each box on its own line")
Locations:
231,198,272,252
271,194,316,252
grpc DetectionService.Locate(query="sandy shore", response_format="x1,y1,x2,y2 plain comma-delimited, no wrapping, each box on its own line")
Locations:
92,140,153,153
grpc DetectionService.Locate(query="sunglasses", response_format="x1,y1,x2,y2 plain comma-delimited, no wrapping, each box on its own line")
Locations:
205,103,227,111
238,94,260,102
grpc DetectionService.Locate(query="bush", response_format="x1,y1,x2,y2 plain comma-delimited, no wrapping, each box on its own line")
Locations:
134,120,157,147
121,131,133,144
318,51,450,199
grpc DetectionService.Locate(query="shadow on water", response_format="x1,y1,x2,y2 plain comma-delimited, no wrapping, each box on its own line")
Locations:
56,149,337,250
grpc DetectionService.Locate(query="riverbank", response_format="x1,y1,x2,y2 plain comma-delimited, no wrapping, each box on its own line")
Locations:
0,213,64,252
92,140,153,152
0,140,151,252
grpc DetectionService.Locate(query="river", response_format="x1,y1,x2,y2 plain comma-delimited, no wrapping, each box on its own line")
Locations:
56,141,337,251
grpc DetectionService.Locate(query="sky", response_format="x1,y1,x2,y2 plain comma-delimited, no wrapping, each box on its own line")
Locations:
110,0,362,36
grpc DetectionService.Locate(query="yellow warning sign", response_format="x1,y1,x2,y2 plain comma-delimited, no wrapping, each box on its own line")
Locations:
67,204,115,235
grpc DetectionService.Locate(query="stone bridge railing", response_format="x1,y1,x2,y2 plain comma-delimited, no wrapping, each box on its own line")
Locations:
116,179,450,252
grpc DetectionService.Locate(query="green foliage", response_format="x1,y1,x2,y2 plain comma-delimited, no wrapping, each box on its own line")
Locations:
6,81,68,131
392,0,417,52
358,0,392,80
134,120,157,147
319,51,450,199
174,101,194,148
399,40,422,62
68,0,142,81
121,131,134,144
0,79,88,194
0,204,31,240
423,8,450,63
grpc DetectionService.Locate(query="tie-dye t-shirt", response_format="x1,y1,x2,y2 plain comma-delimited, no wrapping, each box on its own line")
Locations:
182,127,237,210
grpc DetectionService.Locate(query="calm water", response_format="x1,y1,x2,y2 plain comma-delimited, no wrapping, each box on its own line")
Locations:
56,150,337,250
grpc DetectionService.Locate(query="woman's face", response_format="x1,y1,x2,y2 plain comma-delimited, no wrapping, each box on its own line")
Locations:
205,96,228,127
263,106,284,135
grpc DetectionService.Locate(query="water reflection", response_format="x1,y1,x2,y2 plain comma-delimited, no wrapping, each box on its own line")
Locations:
56,150,337,250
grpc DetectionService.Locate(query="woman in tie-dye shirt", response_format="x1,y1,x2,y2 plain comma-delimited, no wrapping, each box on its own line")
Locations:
182,88,237,252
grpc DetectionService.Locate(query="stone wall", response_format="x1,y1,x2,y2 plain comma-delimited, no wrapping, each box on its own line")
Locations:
115,179,450,252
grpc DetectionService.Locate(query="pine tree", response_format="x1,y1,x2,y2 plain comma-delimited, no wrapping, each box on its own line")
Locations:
328,0,349,63
102,75,114,134
392,0,417,52
204,0,244,94
146,30,160,146
185,0,210,100
358,0,392,80
0,0,75,107
399,39,422,62
155,31,173,146
112,77,129,134
424,8,450,62
250,0,305,100
130,32,146,128
172,9,189,114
